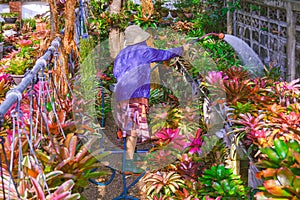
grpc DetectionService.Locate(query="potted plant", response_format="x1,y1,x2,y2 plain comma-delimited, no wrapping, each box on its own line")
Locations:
9,0,22,20
170,9,178,18
1,12,18,24
2,38,36,83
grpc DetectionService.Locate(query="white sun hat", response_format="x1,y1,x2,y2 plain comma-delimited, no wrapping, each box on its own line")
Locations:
124,25,150,46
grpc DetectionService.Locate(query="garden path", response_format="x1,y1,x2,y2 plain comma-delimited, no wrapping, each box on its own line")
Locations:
81,112,148,200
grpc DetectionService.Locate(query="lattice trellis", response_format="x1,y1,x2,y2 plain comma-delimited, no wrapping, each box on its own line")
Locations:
233,0,300,79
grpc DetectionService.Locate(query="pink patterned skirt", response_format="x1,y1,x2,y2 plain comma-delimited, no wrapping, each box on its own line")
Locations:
116,98,150,143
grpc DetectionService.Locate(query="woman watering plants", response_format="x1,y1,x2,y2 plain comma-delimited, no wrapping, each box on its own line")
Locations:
113,25,190,174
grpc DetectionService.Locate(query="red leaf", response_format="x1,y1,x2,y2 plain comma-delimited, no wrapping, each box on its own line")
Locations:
264,180,291,197
30,177,46,200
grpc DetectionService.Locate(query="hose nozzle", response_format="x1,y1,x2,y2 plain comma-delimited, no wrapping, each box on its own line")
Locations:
218,33,225,40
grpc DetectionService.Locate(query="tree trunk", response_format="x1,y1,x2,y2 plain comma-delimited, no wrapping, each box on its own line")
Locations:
109,0,123,59
49,0,59,40
227,0,233,35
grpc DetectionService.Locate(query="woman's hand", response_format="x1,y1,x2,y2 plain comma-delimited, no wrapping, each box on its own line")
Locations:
182,43,190,51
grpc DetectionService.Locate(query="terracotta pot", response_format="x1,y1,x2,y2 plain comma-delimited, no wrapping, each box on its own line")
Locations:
184,12,194,19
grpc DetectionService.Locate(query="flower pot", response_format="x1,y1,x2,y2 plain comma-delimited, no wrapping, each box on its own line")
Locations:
170,10,178,18
11,74,25,85
9,1,22,20
4,17,17,24
184,12,194,19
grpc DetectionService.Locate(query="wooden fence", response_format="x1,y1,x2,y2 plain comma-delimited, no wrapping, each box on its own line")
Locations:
228,0,300,81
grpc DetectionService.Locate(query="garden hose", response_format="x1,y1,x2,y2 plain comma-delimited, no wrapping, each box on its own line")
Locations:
189,32,225,45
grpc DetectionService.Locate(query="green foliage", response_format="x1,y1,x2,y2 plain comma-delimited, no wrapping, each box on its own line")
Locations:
1,12,18,18
0,34,3,43
22,18,36,29
89,0,110,16
255,139,300,199
202,39,242,71
190,0,240,33
4,57,34,75
131,6,158,29
187,29,241,72
199,164,248,198
264,65,281,82
79,37,96,61
78,37,98,117
231,102,254,116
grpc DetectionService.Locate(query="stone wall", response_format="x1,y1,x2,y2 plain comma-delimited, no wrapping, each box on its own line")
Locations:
230,0,300,80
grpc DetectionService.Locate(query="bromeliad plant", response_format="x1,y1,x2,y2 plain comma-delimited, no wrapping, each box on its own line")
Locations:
255,139,300,199
29,178,80,200
36,133,110,193
198,164,248,199
142,171,185,198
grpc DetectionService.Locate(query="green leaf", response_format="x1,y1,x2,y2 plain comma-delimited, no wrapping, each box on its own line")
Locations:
260,148,281,163
255,160,280,168
288,140,300,152
220,180,231,193
46,102,52,112
83,171,108,179
75,179,89,188
276,167,293,186
212,182,224,195
292,176,300,188
216,165,225,178
274,139,288,159
290,168,300,176
294,152,300,164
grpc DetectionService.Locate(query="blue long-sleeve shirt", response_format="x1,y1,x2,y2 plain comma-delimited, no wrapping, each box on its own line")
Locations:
113,42,183,102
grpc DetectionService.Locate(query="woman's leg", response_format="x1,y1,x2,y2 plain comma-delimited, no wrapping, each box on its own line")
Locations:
126,134,137,160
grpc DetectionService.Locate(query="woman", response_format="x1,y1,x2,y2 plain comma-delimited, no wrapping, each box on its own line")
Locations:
113,25,189,174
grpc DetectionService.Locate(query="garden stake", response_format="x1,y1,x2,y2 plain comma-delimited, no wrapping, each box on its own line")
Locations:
0,136,20,199
42,72,67,139
49,64,63,111
28,84,35,141
20,114,51,196
7,89,22,200
27,80,40,141
0,152,4,200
